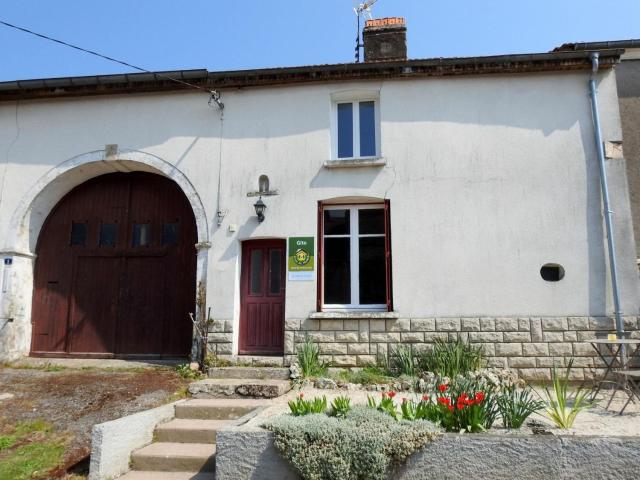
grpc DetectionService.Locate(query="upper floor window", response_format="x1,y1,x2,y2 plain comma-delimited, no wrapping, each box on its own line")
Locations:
331,91,380,160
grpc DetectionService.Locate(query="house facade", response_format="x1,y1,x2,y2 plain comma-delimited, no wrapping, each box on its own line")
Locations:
1,19,638,379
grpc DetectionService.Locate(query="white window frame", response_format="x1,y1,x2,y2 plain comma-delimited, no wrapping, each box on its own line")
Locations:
330,90,381,160
322,204,387,311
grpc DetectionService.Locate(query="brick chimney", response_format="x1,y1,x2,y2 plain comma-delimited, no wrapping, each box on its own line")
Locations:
363,17,407,62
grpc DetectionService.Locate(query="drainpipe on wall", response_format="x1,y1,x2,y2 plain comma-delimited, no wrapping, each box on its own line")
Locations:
588,52,625,339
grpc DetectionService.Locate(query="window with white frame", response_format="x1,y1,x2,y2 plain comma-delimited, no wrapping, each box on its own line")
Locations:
331,92,380,159
319,203,392,311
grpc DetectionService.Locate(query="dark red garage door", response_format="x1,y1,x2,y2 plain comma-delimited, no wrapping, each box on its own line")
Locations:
30,172,197,357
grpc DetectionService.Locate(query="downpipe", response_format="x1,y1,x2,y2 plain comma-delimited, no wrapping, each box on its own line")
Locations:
588,52,625,340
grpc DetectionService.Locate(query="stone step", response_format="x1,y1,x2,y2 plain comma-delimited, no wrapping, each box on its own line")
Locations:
117,472,213,480
155,418,234,443
188,378,291,399
131,442,216,472
175,399,266,420
208,366,290,380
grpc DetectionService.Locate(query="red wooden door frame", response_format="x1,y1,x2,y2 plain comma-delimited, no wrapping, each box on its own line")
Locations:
239,239,286,355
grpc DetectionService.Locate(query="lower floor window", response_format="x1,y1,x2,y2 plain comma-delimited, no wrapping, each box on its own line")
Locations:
319,202,392,311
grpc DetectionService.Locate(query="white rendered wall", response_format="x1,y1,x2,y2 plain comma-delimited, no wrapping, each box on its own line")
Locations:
0,69,637,359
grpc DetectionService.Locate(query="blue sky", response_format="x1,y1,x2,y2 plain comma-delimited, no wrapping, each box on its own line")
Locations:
1,0,639,81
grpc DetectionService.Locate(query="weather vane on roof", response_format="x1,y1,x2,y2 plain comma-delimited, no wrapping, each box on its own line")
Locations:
354,0,380,63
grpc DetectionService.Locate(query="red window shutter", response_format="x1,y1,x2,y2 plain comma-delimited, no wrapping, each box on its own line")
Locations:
384,199,393,311
316,202,324,312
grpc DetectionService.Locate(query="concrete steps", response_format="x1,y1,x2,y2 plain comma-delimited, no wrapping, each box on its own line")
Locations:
155,418,233,443
208,366,290,380
126,398,266,478
117,472,213,480
131,442,216,472
188,378,291,399
175,399,267,420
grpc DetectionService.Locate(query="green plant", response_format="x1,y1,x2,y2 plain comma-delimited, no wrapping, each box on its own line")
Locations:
203,353,232,368
367,391,399,419
496,385,545,429
416,338,484,378
332,366,394,385
543,359,592,429
297,338,329,378
288,393,328,416
175,363,202,379
390,345,415,377
263,405,440,480
330,395,352,418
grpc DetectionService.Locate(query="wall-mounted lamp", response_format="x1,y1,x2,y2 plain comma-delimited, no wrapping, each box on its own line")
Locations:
254,197,267,222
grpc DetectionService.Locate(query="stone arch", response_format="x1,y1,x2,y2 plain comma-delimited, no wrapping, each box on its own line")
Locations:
7,148,209,255
0,147,209,360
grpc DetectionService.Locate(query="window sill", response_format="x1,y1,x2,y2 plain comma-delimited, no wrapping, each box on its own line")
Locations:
309,311,399,320
323,157,386,169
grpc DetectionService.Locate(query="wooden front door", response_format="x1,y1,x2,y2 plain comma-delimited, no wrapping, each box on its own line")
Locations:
30,172,197,357
239,240,286,355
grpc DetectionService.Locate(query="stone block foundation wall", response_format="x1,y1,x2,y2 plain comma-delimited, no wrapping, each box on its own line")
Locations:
274,316,640,381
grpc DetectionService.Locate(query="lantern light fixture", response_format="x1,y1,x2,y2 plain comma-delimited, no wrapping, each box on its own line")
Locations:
254,196,266,222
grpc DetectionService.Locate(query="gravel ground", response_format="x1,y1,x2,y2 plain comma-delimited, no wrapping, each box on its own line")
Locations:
245,385,640,436
0,364,189,477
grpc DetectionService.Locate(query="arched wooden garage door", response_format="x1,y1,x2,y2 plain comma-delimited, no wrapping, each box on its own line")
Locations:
30,172,197,357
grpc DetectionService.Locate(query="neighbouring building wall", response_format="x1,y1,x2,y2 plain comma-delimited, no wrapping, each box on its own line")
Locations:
0,69,638,379
617,55,640,258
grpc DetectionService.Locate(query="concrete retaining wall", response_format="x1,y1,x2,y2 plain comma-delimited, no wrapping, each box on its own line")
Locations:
88,400,182,480
215,426,640,480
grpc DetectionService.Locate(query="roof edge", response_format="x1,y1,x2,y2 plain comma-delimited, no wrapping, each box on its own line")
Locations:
0,50,623,102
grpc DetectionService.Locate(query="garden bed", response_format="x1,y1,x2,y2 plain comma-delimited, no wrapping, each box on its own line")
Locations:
216,387,640,480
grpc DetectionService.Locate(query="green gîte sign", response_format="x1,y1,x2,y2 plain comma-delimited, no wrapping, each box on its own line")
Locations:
288,237,314,281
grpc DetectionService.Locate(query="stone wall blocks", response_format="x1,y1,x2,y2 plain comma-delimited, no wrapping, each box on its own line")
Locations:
386,318,410,332
401,332,425,343
294,331,307,343
284,331,294,355
495,343,522,357
376,343,388,357
567,368,585,381
344,319,359,331
536,357,565,368
461,318,481,332
423,332,450,342
518,368,551,381
542,332,564,343
209,332,232,343
530,318,543,342
469,332,503,343
320,320,344,331
522,343,549,356
567,317,589,330
570,357,594,368
410,318,436,332
478,343,495,357
480,318,495,331
370,319,386,332
210,320,226,333
284,319,301,331
563,331,577,342
589,316,613,331
301,319,319,331
518,318,531,332
436,318,460,332
370,332,401,343
450,332,469,343
307,331,334,343
331,355,357,367
541,318,568,331
486,357,508,369
503,331,531,343
508,357,537,368
495,318,519,331
356,355,376,366
576,331,597,342
548,343,572,356
335,332,359,343
573,343,597,357
623,317,637,330
348,343,371,355
319,343,348,355
216,343,233,355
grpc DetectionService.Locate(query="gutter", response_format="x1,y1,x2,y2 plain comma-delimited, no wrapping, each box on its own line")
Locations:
588,52,625,338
